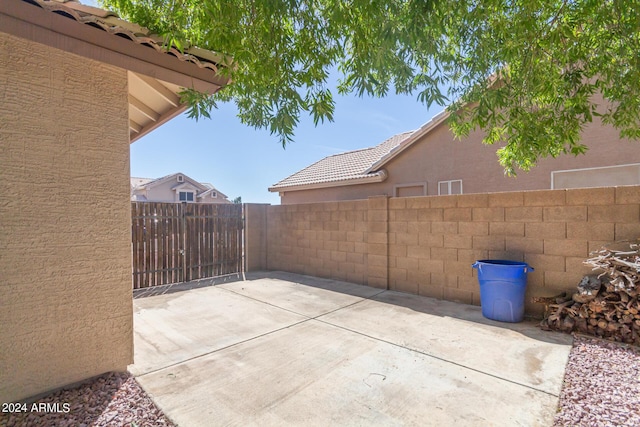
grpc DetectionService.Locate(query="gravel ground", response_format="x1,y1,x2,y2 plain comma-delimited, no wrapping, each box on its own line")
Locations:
554,334,640,427
2,335,638,426
0,372,174,427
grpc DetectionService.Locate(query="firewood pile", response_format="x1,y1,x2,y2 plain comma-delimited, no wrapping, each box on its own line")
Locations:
537,241,640,345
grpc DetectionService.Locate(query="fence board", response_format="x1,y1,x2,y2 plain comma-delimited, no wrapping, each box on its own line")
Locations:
131,202,243,289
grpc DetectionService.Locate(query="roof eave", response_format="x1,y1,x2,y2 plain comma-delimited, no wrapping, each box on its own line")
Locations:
1,0,229,92
268,170,388,193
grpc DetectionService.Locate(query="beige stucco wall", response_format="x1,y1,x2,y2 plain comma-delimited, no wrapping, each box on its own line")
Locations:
279,112,640,204
264,187,640,317
0,33,133,402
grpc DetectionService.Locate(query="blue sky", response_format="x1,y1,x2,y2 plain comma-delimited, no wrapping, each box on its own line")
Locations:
132,88,442,204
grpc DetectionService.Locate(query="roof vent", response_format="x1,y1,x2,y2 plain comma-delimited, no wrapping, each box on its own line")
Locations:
177,174,184,182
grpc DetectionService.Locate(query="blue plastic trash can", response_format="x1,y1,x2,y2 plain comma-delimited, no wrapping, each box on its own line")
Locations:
472,260,534,323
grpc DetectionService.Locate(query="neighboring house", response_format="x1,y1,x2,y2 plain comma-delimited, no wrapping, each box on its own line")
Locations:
131,173,231,204
270,106,640,204
1,0,229,403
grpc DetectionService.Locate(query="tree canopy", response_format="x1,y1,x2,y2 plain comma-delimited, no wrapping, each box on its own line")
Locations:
103,0,640,174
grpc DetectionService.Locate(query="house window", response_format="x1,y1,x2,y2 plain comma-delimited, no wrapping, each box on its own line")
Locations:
394,183,427,197
211,192,217,198
179,191,194,202
177,175,184,182
438,180,463,195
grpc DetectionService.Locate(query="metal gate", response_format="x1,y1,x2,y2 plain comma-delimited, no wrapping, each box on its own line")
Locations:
131,202,243,289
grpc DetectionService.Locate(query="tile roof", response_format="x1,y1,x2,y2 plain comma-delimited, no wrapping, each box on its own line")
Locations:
269,131,415,191
24,0,224,73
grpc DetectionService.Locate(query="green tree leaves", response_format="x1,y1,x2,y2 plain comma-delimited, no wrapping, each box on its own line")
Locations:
104,0,640,173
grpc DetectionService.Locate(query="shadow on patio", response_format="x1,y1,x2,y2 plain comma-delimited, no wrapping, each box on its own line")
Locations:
130,271,572,426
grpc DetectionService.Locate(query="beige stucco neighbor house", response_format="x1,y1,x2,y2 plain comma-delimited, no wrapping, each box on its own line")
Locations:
131,172,231,203
0,0,229,403
270,108,640,204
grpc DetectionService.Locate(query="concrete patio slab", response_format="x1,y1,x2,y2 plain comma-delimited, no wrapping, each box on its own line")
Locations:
130,284,306,376
219,271,384,317
319,290,573,395
131,271,572,426
138,320,559,427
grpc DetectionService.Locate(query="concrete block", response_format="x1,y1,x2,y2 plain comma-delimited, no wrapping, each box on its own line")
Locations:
324,240,338,251
389,221,408,233
406,197,431,209
366,276,388,289
338,241,355,253
525,222,566,239
330,251,347,263
346,252,364,265
388,198,406,210
323,221,340,231
488,251,524,261
588,205,639,223
396,232,419,246
368,210,388,222
458,275,480,292
368,221,387,233
444,234,473,249
355,242,368,254
505,237,544,254
457,249,489,263
430,195,457,208
368,232,387,244
367,254,388,268
543,206,587,222
544,239,588,257
615,185,640,204
472,235,505,251
338,221,355,232
368,196,388,210
396,256,419,271
457,193,489,208
393,209,418,222
419,259,444,273
458,221,489,236
407,244,430,259
524,189,565,206
444,260,473,277
431,221,459,234
407,221,431,234
615,223,640,240
419,233,444,247
505,207,543,222
488,192,524,207
347,231,365,243
418,208,444,221
430,247,458,261
472,207,505,222
444,208,472,222
566,187,615,206
368,243,388,256
544,271,584,290
389,267,408,282
490,222,525,237
564,257,594,275
389,244,408,257
566,222,614,240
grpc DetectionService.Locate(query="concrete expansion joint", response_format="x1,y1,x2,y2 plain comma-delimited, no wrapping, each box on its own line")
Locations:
135,287,387,378
312,317,560,399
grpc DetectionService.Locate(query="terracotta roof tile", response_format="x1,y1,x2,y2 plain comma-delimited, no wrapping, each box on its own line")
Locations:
24,0,224,74
270,131,415,190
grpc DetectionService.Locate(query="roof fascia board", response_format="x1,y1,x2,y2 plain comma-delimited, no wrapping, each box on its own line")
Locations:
1,0,226,92
130,103,187,143
365,110,450,173
268,170,388,193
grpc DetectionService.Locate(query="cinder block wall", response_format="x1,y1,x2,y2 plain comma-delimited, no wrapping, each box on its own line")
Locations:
0,33,133,402
254,186,640,317
266,200,369,284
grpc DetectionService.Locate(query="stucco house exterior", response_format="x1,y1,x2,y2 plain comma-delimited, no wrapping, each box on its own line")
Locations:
131,172,231,203
0,0,229,403
270,107,640,204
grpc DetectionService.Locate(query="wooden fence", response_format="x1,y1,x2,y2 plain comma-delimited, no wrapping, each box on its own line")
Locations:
131,202,243,289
